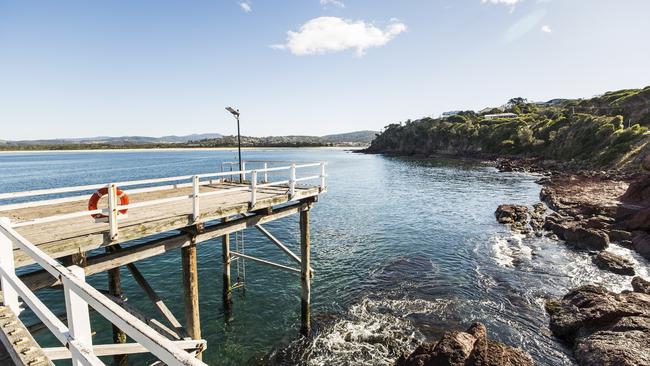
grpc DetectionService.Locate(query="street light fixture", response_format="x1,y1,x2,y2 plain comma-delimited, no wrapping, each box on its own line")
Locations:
225,106,243,182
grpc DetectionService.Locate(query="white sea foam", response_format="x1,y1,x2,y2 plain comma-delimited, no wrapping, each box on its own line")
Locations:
490,234,532,268
298,297,454,366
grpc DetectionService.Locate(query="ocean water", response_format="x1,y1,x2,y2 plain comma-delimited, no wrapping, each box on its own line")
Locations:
0,148,647,366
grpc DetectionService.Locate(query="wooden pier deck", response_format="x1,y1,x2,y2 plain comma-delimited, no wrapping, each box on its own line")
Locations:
0,161,326,365
5,180,320,268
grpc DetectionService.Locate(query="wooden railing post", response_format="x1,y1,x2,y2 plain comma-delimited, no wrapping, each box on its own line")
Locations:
289,163,296,199
240,161,246,183
63,265,93,366
221,217,232,321
192,175,200,223
263,162,268,183
320,163,326,191
108,183,119,241
108,263,128,366
250,170,257,208
299,206,311,336
0,218,20,315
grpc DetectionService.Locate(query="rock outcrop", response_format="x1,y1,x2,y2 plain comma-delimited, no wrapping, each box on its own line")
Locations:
592,251,635,276
396,323,533,366
546,283,650,366
495,203,546,236
632,276,650,294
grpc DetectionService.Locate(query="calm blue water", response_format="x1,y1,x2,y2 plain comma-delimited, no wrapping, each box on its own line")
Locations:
0,149,647,366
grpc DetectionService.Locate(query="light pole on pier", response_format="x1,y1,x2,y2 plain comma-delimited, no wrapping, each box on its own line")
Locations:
225,106,243,182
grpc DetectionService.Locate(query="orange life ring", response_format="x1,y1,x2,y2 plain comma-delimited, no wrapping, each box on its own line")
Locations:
88,187,129,219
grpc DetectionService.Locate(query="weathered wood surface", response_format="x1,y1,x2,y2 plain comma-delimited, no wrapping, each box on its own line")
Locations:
0,293,54,366
19,201,311,292
4,182,320,268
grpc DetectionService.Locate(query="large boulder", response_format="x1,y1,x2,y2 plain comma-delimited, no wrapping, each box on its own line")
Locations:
564,227,609,251
592,251,635,276
627,208,650,231
574,316,650,366
396,323,532,366
632,276,650,295
495,204,528,224
495,204,530,233
546,284,650,366
632,231,650,260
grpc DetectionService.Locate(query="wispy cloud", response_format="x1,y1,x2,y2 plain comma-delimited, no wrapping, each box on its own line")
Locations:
541,25,552,33
239,2,252,13
272,17,407,57
504,9,547,42
320,0,345,8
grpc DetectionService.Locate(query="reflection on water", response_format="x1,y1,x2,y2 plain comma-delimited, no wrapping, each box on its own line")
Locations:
1,150,647,366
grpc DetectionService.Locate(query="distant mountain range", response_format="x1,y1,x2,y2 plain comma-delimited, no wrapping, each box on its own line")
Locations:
0,130,378,150
1,133,224,146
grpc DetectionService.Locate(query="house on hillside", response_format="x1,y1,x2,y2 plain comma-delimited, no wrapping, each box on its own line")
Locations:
442,110,462,118
484,113,518,120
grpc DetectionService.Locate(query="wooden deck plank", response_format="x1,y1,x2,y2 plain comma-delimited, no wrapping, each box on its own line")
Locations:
3,182,321,268
0,293,55,366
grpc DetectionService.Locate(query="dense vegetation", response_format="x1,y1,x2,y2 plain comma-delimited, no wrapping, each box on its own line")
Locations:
366,86,650,168
0,131,378,151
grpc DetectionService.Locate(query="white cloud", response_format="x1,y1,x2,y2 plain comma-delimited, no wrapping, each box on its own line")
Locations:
272,17,407,56
481,0,521,5
320,0,345,8
541,25,552,33
239,2,251,13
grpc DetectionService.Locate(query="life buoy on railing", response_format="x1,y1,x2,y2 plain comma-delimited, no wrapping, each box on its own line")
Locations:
88,187,129,219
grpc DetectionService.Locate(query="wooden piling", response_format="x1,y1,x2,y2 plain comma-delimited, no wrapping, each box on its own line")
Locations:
107,266,128,366
181,236,201,356
300,206,311,336
221,218,233,320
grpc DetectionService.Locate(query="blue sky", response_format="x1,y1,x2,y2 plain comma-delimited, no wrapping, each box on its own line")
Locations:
2,0,650,140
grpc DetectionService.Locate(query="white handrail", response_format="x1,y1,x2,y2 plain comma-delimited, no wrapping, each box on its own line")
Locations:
0,220,207,366
2,161,327,231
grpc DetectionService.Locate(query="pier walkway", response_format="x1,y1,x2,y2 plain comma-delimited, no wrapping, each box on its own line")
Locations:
0,161,326,365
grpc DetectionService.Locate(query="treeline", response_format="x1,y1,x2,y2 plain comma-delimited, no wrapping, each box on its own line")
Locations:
0,140,334,151
366,87,650,168
0,132,375,151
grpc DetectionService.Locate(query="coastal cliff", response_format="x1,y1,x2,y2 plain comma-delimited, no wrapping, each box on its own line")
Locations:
365,86,650,171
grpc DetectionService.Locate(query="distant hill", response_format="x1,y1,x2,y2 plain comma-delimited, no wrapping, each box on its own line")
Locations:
6,133,223,146
1,130,378,150
322,130,377,144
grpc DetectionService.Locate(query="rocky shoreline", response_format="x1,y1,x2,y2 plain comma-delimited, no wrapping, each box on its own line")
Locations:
394,155,650,365
493,155,650,365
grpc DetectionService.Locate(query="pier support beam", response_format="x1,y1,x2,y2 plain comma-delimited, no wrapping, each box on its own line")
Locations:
300,206,311,336
107,266,128,366
181,236,201,358
221,218,233,320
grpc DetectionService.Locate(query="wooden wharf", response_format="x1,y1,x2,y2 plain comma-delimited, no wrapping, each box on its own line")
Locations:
0,160,327,365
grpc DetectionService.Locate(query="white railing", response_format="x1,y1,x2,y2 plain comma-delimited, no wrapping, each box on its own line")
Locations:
0,161,327,241
0,218,207,366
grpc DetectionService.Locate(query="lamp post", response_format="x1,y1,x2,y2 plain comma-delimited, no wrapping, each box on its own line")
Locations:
225,107,243,182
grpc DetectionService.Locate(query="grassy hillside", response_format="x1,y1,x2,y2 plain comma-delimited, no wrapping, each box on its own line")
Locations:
366,87,650,169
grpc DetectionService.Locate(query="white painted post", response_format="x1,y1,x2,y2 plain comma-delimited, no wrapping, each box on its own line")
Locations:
289,163,296,199
0,218,19,315
64,265,93,366
263,162,268,183
240,161,246,182
320,163,326,191
250,170,257,207
107,183,119,241
192,175,200,223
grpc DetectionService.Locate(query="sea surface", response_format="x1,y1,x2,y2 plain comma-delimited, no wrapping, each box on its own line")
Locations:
0,148,647,366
